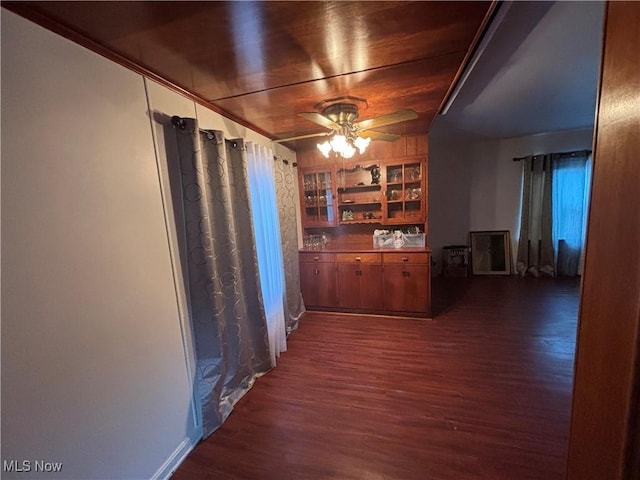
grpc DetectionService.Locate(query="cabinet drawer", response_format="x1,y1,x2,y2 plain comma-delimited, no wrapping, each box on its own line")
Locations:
383,252,430,264
300,252,335,263
335,253,381,263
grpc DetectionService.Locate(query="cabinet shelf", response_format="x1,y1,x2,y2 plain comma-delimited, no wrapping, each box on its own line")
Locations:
339,201,381,207
339,219,383,225
338,184,381,191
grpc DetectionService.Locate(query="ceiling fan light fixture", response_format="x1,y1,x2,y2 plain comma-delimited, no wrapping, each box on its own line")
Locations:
318,132,369,159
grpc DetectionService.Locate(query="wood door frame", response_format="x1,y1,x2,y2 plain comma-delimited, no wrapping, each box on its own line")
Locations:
566,2,640,479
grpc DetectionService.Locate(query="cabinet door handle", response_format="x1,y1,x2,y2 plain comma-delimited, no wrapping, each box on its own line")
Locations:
314,269,320,275
355,256,362,262
314,256,319,261
402,257,409,262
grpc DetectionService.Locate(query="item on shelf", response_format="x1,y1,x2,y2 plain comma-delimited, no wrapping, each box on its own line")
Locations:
341,209,354,221
373,230,425,248
406,187,422,200
373,233,393,248
393,230,405,248
370,166,381,184
403,233,426,247
388,171,402,182
408,167,421,181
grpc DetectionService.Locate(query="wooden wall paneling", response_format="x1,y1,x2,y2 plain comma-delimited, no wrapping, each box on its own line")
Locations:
391,136,407,158
566,2,640,479
296,135,428,169
424,154,430,238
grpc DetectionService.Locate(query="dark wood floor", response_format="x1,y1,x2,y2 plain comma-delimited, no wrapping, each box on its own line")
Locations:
173,276,580,479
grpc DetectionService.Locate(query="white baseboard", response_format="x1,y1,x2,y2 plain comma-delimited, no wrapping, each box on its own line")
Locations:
151,436,199,480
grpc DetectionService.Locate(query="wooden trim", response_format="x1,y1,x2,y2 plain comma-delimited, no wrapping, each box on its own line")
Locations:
566,2,640,479
433,0,501,124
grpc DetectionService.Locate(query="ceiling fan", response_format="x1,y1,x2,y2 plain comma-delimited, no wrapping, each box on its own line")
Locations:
274,96,418,158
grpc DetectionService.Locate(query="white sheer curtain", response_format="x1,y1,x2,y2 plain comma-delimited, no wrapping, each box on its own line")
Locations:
246,142,287,365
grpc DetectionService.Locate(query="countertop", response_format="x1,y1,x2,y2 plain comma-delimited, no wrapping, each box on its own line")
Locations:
299,247,431,253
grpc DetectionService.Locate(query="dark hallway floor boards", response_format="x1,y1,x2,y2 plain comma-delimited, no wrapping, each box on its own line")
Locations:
172,276,580,480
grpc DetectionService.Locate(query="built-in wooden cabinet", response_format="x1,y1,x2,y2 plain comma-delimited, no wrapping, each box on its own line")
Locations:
299,252,337,308
298,156,427,228
299,250,431,317
297,135,430,317
336,253,383,310
381,252,431,313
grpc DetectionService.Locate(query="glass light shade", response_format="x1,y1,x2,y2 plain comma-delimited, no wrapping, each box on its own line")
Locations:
329,134,348,152
354,136,371,154
317,141,332,158
341,143,356,159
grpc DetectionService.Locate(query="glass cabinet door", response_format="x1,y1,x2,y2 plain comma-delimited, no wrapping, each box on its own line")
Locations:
301,170,336,227
384,161,424,223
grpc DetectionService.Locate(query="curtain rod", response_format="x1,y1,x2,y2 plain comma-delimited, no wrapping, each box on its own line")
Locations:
512,149,592,162
273,155,297,167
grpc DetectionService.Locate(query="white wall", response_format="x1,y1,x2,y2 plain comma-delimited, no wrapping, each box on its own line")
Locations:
429,125,594,273
1,10,296,479
428,131,475,274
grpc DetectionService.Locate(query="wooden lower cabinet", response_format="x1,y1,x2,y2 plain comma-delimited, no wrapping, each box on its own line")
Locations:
382,252,431,314
299,252,337,308
300,250,431,316
336,253,383,310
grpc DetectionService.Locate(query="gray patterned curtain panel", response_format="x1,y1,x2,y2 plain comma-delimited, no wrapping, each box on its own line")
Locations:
273,158,305,331
173,118,271,437
516,155,555,277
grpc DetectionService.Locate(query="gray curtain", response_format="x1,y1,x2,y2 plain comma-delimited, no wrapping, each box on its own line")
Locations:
173,118,272,437
516,155,555,277
273,157,305,332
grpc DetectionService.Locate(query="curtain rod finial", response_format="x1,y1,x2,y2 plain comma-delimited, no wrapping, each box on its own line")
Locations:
171,116,186,129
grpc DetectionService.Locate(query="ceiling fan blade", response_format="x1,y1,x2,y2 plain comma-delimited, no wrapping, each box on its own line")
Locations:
273,131,330,143
363,130,402,142
355,109,418,131
298,112,340,130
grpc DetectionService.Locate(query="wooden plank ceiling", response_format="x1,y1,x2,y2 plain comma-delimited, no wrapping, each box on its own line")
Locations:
4,1,494,150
